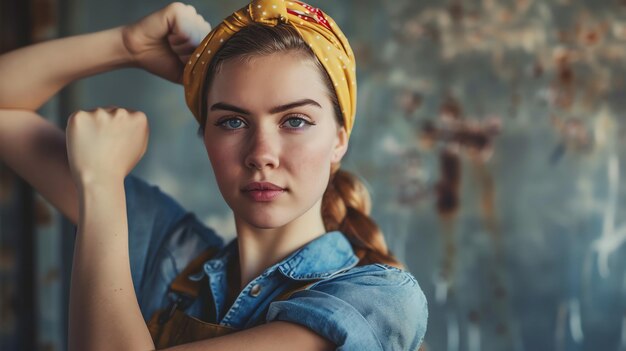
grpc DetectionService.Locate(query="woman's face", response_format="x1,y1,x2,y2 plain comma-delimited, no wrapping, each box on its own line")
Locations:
203,52,348,229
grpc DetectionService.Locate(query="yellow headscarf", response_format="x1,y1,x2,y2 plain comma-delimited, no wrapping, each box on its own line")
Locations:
183,0,357,138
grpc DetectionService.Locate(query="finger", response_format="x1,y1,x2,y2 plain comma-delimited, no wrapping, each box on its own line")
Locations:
168,32,190,46
167,34,198,64
110,107,143,115
82,106,115,114
170,41,197,56
188,17,211,46
171,5,211,47
98,106,124,116
97,106,139,116
168,35,196,51
179,54,191,64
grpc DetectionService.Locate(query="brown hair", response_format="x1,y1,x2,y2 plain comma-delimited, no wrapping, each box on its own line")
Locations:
197,23,405,270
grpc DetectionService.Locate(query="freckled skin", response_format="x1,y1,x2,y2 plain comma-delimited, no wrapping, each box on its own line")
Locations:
203,52,347,231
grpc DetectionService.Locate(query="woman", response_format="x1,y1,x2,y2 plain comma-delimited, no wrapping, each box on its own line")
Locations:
0,0,427,350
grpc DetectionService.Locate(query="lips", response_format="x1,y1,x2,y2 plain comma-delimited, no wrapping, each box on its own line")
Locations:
241,182,286,192
241,182,286,202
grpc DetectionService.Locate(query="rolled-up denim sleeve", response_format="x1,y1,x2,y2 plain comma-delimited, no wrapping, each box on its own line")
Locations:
123,174,189,300
265,265,428,351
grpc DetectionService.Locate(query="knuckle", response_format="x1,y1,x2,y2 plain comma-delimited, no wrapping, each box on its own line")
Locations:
94,107,110,117
136,113,148,125
68,110,85,122
168,2,186,12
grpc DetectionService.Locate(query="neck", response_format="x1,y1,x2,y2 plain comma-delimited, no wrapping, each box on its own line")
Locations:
233,198,327,290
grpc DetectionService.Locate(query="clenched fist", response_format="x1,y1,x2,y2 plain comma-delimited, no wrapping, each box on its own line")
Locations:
66,107,149,187
122,2,212,83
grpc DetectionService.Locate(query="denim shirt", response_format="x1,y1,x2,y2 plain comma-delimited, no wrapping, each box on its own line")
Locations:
123,174,428,350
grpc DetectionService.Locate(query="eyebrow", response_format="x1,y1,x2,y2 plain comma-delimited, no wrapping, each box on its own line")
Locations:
209,98,322,115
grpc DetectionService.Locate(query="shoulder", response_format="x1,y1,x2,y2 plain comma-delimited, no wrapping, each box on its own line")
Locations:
267,263,428,351
318,262,422,288
316,263,429,346
311,263,428,315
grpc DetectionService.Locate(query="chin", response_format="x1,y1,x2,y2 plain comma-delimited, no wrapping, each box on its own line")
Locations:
239,209,292,229
225,196,287,228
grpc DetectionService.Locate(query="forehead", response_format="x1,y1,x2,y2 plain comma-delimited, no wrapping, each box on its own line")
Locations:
207,53,331,110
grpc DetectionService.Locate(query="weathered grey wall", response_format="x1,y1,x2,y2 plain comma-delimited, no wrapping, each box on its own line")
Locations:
9,0,626,350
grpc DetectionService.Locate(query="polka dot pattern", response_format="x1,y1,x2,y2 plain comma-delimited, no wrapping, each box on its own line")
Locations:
183,0,357,138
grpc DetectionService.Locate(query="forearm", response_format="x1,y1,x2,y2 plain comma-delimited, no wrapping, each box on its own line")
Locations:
68,178,154,351
0,26,134,110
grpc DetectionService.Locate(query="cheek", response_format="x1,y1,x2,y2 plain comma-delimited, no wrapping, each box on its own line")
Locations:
286,137,333,188
205,141,240,185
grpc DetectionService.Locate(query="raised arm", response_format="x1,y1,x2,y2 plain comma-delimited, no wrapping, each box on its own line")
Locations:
65,104,335,350
0,27,131,111
0,2,210,225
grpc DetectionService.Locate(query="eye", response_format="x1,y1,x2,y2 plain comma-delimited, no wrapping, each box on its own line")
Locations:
281,115,316,130
215,115,316,131
215,117,247,131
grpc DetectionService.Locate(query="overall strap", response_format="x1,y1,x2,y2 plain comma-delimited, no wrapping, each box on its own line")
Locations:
170,246,221,297
158,246,221,325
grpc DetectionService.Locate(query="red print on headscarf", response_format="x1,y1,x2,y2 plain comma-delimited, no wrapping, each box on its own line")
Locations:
287,1,332,31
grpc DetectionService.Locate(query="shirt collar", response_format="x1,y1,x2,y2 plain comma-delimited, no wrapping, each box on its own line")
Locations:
202,230,359,280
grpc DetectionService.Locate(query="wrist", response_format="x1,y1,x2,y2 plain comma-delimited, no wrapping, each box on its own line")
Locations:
75,171,125,195
114,26,139,68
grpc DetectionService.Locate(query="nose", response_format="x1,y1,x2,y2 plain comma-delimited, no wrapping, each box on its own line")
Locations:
243,127,280,170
